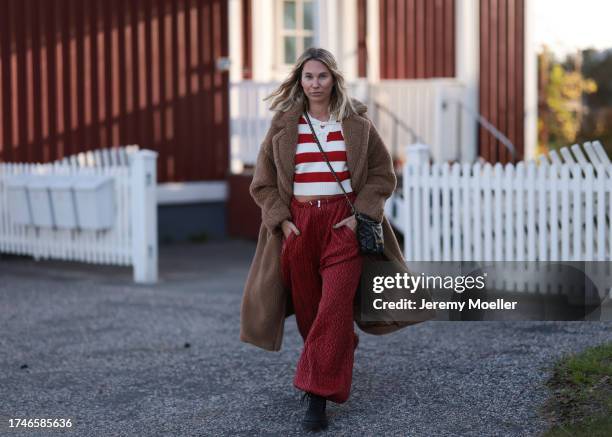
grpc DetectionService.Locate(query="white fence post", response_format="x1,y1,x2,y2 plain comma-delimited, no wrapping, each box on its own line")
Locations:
404,144,430,260
131,150,158,284
406,143,430,166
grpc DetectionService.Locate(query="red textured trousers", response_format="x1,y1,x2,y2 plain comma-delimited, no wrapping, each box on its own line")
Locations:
281,192,362,404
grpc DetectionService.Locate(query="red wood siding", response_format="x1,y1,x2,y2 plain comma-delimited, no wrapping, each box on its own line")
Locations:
357,0,367,78
379,0,455,79
241,0,252,79
479,0,524,163
227,172,260,239
0,0,229,182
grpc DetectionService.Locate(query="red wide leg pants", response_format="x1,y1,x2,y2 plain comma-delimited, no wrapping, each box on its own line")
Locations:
281,193,362,404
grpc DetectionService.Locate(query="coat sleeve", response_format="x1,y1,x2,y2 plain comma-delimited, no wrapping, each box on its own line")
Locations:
353,117,397,222
249,115,292,235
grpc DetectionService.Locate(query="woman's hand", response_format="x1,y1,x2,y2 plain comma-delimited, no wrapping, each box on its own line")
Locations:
333,215,357,232
281,220,300,239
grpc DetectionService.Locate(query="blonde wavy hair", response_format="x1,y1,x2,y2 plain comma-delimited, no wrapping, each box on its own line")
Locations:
263,47,357,120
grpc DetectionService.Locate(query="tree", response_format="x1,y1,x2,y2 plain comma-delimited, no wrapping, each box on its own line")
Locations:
538,48,597,153
577,49,612,157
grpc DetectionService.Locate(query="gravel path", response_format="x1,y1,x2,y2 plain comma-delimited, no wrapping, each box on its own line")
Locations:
1,240,610,436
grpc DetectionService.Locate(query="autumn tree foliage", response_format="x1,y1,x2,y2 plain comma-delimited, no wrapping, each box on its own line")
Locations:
538,46,597,154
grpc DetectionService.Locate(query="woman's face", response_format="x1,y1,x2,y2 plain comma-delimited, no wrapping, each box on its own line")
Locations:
300,59,334,105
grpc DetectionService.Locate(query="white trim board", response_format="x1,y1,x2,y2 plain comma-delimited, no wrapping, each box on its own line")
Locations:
455,0,479,163
157,181,228,205
524,0,538,160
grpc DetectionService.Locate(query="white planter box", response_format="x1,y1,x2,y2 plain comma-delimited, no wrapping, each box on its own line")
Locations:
73,175,115,230
28,176,55,228
48,176,80,229
6,175,32,226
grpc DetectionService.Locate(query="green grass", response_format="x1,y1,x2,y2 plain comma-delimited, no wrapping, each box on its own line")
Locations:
540,342,612,437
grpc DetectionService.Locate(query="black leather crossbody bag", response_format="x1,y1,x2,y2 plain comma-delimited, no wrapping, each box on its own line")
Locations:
303,112,384,255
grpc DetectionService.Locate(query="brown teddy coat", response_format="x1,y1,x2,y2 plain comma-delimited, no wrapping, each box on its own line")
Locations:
239,97,432,351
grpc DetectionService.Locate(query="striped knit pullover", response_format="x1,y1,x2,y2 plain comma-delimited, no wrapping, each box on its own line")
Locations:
293,112,353,196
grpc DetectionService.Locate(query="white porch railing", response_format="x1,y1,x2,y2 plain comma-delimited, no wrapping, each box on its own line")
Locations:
229,81,280,173
0,146,158,283
229,79,464,171
369,79,465,163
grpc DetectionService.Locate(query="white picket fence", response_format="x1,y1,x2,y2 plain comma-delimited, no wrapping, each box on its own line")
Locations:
0,146,158,283
388,141,612,298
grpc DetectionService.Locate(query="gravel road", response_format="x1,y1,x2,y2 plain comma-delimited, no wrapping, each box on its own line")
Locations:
1,240,610,436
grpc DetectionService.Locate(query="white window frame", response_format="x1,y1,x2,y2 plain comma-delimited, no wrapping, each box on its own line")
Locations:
275,0,317,76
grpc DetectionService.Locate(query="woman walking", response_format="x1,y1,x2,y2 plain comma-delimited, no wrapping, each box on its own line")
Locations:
239,47,428,431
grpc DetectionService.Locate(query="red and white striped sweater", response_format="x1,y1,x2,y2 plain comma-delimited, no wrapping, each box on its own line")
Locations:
293,113,353,196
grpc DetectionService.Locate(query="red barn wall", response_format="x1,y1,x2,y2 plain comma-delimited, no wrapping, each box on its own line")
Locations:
0,0,229,182
479,0,525,163
378,0,456,79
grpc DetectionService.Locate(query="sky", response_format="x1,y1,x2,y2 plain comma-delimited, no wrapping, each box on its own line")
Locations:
533,0,612,56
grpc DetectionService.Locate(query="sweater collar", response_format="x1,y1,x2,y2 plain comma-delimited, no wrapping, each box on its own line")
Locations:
280,97,368,124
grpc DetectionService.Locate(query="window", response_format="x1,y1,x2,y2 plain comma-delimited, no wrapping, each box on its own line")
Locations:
279,0,316,66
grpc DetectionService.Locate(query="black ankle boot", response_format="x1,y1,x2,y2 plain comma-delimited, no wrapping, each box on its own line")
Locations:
301,392,328,431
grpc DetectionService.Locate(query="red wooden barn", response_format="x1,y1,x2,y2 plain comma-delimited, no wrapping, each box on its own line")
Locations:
0,0,537,241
